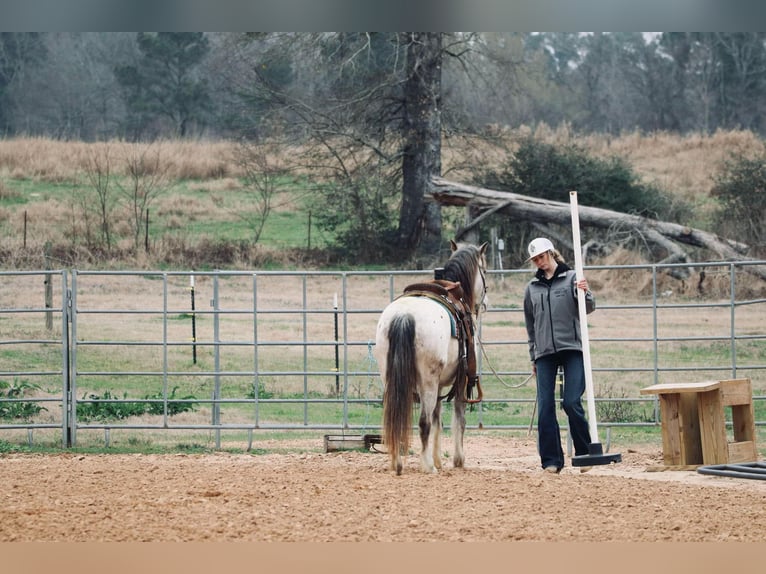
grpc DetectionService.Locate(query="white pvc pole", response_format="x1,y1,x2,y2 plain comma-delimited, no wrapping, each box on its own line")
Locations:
569,191,599,444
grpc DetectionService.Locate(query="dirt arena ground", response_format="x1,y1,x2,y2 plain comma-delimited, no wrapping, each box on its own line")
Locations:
1,433,764,543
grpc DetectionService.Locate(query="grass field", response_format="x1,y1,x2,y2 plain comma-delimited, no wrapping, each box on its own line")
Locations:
1,128,764,270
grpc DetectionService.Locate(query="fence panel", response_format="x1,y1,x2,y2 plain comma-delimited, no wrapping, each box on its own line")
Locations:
0,270,69,446
0,261,763,448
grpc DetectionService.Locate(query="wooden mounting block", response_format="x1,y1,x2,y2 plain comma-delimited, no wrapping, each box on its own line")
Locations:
640,378,758,469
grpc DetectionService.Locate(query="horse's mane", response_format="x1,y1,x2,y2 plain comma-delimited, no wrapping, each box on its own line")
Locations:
442,244,483,312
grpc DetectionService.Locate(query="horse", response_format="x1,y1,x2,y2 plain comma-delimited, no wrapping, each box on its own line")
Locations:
374,240,488,475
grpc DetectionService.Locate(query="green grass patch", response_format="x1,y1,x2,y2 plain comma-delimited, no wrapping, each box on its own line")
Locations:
483,320,525,328
154,181,335,250
1,178,73,204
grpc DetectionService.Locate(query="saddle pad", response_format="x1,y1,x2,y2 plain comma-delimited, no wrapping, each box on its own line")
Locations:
404,291,457,337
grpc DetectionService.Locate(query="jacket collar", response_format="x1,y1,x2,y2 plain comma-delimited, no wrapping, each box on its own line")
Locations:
534,262,570,283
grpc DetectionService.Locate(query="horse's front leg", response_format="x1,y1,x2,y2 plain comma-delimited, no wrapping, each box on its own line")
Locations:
451,398,466,468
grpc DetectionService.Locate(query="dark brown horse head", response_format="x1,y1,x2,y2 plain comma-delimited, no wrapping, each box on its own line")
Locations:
445,240,489,314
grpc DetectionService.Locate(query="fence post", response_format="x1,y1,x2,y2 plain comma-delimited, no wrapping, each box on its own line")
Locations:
44,241,53,331
212,273,221,448
190,273,197,365
334,292,340,396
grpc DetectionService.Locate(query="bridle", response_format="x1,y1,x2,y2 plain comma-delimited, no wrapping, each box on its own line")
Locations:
474,259,488,316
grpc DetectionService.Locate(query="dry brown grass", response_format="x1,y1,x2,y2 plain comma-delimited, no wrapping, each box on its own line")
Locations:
0,138,238,182
1,128,757,197
576,129,765,216
0,128,763,270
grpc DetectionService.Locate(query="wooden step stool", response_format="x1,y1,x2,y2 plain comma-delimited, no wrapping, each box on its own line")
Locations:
640,378,758,469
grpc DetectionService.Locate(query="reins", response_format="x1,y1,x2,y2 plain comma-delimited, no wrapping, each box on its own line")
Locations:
475,317,535,390
473,314,537,434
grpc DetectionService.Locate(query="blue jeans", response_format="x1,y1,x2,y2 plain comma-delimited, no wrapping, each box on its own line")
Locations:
535,350,592,470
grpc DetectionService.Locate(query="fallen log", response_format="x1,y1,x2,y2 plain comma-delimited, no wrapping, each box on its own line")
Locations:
429,177,766,281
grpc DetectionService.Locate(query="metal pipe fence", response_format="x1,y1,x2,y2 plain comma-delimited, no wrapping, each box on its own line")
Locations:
0,260,763,448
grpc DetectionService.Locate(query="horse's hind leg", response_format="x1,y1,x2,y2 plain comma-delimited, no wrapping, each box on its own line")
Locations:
432,400,442,470
418,389,439,474
451,398,466,468
393,445,404,476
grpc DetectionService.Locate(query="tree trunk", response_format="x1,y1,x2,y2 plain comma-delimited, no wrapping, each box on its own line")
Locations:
399,32,443,259
429,176,766,281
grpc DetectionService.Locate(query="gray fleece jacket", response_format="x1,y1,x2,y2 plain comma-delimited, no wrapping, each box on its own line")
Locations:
523,262,596,362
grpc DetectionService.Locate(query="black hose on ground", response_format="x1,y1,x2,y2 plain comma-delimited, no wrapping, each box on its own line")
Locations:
697,461,766,480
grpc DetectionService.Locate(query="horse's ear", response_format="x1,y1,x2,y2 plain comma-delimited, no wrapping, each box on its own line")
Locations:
479,241,489,255
450,239,458,252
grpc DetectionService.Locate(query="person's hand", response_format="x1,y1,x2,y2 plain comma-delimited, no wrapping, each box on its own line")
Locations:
576,278,589,291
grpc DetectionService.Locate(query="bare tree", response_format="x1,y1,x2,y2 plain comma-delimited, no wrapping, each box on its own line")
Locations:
224,140,291,244
399,32,443,256
116,143,170,250
5,33,133,139
222,32,478,262
0,33,47,134
81,142,119,250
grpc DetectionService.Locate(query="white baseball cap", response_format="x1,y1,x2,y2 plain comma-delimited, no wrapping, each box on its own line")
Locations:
526,237,555,261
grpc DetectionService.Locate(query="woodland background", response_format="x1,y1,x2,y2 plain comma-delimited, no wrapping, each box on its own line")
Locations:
0,32,765,270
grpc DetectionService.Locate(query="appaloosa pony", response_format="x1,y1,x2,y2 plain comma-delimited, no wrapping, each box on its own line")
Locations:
374,240,488,475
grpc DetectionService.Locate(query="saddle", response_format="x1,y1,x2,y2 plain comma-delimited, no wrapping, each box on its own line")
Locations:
399,279,483,404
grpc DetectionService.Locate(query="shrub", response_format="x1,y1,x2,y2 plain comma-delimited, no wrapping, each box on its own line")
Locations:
144,386,197,416
77,390,147,422
0,379,47,421
246,381,274,399
476,136,685,264
482,136,675,217
711,153,766,255
596,382,654,424
311,177,400,264
77,388,196,422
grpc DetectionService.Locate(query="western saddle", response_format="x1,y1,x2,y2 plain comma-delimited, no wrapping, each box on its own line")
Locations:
399,278,483,404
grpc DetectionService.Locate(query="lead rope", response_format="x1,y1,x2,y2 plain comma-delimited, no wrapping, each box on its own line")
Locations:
475,314,535,390
475,314,537,433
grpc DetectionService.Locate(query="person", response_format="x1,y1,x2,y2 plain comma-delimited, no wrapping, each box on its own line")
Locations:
522,237,596,474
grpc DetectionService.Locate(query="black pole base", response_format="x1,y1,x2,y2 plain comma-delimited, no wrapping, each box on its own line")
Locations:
571,442,622,467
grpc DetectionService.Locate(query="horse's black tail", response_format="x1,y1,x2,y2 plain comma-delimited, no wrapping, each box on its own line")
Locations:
383,313,417,475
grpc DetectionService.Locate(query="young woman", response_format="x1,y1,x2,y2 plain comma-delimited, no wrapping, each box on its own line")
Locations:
523,237,595,474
